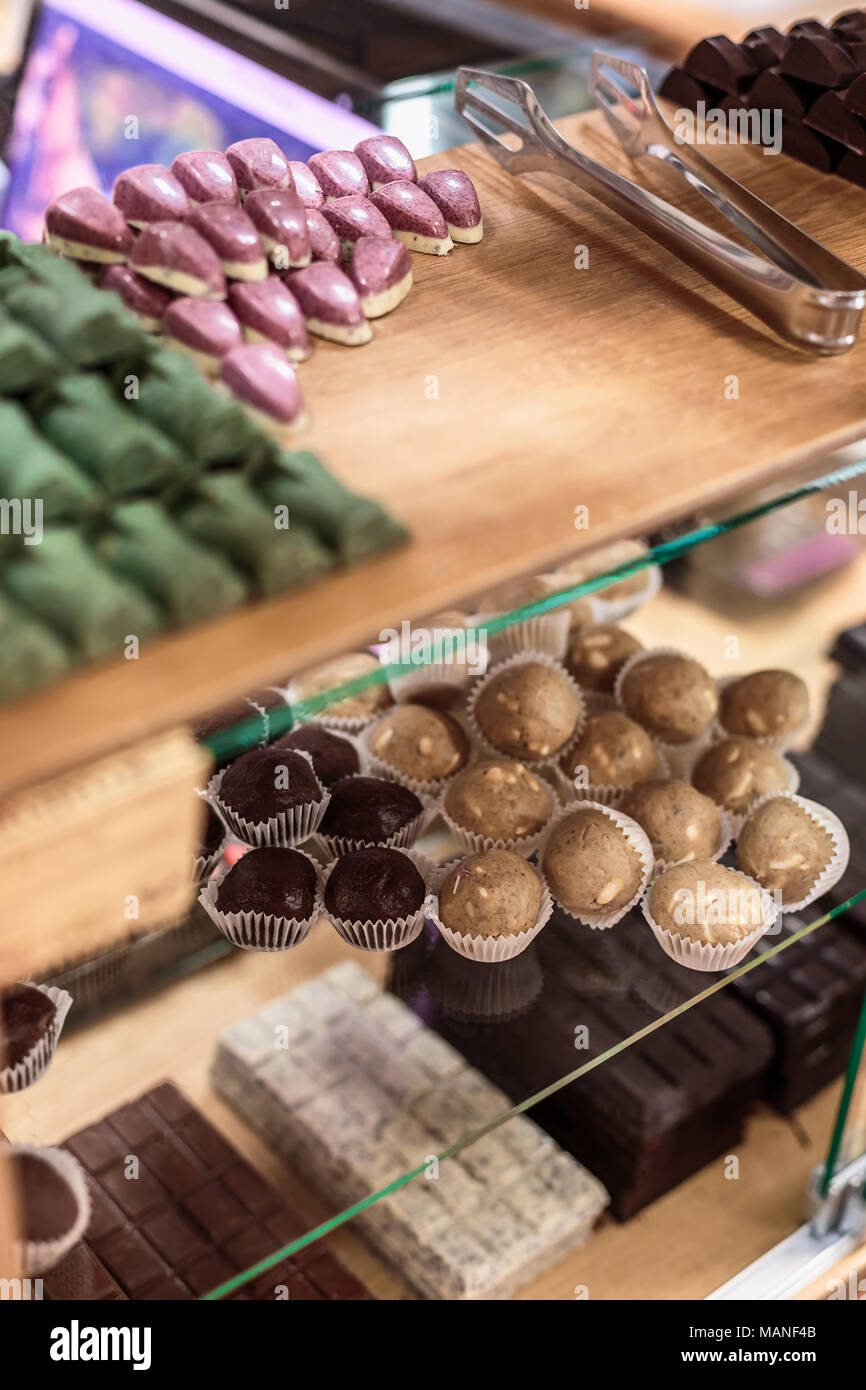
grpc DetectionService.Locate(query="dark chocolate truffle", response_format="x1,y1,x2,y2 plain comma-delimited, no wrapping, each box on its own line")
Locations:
1,985,56,1069
197,803,227,860
277,725,360,786
324,847,424,922
12,1150,80,1244
216,846,317,920
319,775,422,844
219,746,321,822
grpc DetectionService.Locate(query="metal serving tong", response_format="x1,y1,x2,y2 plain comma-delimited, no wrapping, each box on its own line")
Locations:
454,56,866,354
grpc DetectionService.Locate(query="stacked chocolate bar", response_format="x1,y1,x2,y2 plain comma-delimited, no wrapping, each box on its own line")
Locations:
48,1082,373,1299
0,236,406,704
659,12,866,183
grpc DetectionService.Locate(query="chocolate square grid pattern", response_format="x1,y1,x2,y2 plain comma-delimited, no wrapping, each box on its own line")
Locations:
45,1082,373,1300
212,962,609,1300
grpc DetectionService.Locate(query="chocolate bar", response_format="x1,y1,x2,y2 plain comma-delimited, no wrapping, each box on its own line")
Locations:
392,911,773,1221
213,962,608,1298
46,1082,373,1300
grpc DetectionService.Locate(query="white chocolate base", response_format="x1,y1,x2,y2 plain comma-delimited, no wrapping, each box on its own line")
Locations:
133,263,226,299
243,325,311,363
305,315,372,346
360,268,413,319
448,218,483,244
260,234,311,269
222,255,269,282
45,233,127,264
391,228,453,256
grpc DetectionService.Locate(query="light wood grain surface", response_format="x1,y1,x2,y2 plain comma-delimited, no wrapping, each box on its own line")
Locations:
2,112,866,799
534,0,851,53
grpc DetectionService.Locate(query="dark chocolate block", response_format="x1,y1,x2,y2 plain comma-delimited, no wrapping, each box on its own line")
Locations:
393,911,774,1221
829,623,866,672
658,68,721,109
845,70,866,116
790,750,866,936
782,118,842,170
44,1083,374,1300
805,89,866,151
730,913,866,1111
780,35,858,87
750,66,822,119
744,26,791,67
683,35,759,93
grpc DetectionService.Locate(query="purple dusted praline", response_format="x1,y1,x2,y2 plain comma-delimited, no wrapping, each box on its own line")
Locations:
305,208,340,263
225,138,291,197
162,297,242,362
186,202,267,279
354,135,417,187
286,262,371,344
321,195,393,257
130,220,227,299
45,187,133,261
98,264,172,324
417,169,482,240
348,237,412,318
369,181,453,254
112,164,190,227
287,161,324,209
220,343,304,426
307,149,369,200
171,150,239,206
244,188,310,266
228,279,311,361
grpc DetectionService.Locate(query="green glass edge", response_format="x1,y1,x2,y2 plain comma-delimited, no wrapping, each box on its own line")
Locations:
200,888,866,1300
204,455,866,763
821,988,866,1197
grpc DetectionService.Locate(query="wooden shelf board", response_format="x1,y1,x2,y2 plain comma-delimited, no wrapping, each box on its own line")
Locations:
3,111,866,797
540,0,845,53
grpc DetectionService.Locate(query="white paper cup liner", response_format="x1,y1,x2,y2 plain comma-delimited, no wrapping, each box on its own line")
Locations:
465,649,587,770
538,798,655,929
552,741,671,809
688,743,800,835
207,752,330,848
473,607,571,662
735,791,850,913
321,847,436,951
198,849,323,951
359,713,473,800
554,544,662,623
647,805,737,882
641,868,777,972
712,673,812,754
614,646,719,778
12,1144,91,1276
438,776,559,858
0,985,73,1095
581,690,619,716
280,676,388,733
314,786,436,858
427,858,554,962
380,626,485,706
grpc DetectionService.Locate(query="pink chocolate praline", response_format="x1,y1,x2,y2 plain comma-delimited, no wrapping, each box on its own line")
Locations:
244,189,310,265
369,181,448,238
186,202,267,274
354,135,417,187
228,280,311,360
349,236,411,296
99,264,172,320
286,262,365,327
113,164,190,226
307,150,369,200
221,343,304,425
418,169,482,232
45,187,133,258
305,208,340,263
322,195,393,252
171,150,239,206
287,161,324,209
130,221,227,299
162,298,242,358
225,138,291,196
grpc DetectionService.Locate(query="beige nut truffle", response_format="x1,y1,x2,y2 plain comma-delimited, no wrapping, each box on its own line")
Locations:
737,797,832,902
479,574,594,634
542,807,643,916
692,737,788,815
619,653,718,746
370,704,469,782
443,758,552,841
560,711,659,790
564,623,643,693
438,850,543,938
558,540,650,606
292,652,390,721
719,669,809,740
618,778,721,864
474,660,581,761
649,859,765,946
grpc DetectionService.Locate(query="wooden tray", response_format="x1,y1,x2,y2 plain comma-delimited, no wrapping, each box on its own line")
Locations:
3,109,866,798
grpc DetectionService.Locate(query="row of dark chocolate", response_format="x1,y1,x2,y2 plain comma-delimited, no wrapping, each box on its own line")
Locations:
659,10,866,182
